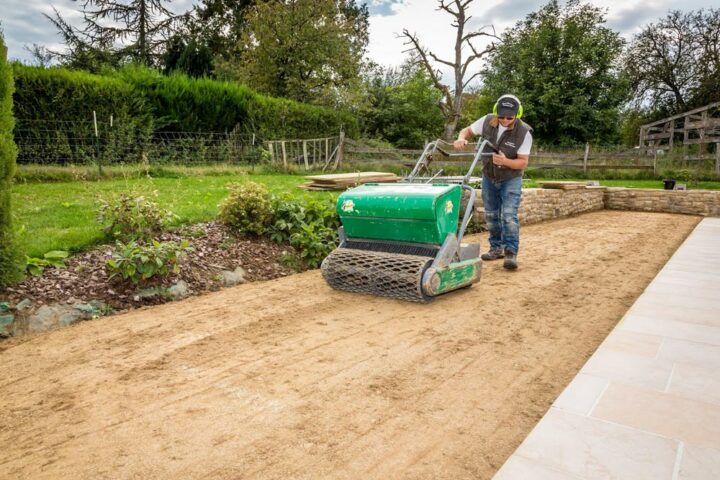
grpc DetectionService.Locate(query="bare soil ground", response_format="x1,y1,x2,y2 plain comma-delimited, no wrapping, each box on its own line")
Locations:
0,211,700,480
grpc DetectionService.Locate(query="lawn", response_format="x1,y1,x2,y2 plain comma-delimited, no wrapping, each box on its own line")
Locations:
12,174,335,258
12,171,720,258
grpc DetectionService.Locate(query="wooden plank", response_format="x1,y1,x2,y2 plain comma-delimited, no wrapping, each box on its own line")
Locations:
640,101,720,128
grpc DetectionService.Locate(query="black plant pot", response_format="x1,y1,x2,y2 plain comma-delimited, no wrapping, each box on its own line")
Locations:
663,179,676,190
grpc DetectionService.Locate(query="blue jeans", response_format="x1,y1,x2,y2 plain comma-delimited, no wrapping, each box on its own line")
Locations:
482,175,522,254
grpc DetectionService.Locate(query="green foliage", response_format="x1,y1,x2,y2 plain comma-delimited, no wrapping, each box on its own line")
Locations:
97,192,177,242
0,34,24,287
217,181,273,236
25,250,69,277
12,64,358,151
106,239,190,284
218,0,369,108
267,194,339,268
360,64,444,148
482,0,629,145
623,9,720,114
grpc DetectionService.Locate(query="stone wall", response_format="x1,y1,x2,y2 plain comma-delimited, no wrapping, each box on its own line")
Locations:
603,188,720,217
470,187,720,226
472,187,606,226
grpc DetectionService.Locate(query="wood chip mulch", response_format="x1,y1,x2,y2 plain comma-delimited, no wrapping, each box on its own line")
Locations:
0,222,297,313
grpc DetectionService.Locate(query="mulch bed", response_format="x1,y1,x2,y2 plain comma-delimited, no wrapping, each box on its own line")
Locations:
0,222,297,313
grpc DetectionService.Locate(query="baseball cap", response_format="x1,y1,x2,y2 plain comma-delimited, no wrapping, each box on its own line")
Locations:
496,96,520,117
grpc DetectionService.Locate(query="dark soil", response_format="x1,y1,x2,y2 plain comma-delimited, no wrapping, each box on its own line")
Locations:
0,222,296,313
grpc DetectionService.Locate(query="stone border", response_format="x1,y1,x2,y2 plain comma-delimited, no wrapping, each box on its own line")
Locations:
473,187,720,226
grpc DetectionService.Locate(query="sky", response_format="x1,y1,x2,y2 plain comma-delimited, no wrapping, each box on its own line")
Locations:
1,0,718,84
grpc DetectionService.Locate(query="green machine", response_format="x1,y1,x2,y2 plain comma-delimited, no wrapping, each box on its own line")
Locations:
321,138,495,302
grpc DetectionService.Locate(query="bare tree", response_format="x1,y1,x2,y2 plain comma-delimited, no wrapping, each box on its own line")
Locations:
402,0,498,141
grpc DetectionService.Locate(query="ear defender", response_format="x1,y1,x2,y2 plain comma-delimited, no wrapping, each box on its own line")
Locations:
493,94,523,119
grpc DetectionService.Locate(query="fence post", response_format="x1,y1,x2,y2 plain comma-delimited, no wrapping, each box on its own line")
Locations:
303,140,309,170
325,137,330,164
583,142,590,174
716,143,720,175
281,141,287,169
335,130,345,169
93,110,103,175
653,148,658,176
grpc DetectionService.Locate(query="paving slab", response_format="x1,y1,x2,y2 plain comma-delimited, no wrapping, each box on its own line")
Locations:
494,217,720,479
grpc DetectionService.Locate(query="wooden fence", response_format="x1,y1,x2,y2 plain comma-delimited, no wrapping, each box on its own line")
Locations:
343,140,657,173
266,134,343,171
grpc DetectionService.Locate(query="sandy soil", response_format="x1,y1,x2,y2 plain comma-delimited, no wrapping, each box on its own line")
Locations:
0,211,700,480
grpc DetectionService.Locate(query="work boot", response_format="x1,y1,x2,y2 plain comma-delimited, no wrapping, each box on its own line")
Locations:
481,248,505,261
503,250,518,270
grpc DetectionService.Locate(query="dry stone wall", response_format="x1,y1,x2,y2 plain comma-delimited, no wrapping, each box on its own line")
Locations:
471,187,720,226
603,188,720,217
472,188,606,226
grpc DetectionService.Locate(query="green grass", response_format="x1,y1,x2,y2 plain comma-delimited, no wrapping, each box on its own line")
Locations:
11,167,720,259
522,178,720,189
12,174,335,258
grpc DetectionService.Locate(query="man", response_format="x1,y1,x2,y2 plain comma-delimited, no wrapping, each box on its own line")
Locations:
453,94,532,270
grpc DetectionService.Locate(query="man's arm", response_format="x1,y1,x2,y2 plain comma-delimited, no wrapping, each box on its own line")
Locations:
492,152,528,170
453,126,474,150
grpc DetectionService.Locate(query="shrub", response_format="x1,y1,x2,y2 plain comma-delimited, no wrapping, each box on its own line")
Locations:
268,195,339,268
97,193,177,242
217,181,273,236
0,34,24,286
106,239,190,284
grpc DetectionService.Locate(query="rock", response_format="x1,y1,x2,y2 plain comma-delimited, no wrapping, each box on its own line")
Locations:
28,305,83,332
137,287,162,299
15,299,33,311
0,313,15,337
220,267,247,287
168,281,190,299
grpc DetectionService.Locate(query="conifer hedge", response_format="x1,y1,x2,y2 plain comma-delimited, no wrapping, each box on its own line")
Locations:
0,36,22,286
12,65,357,147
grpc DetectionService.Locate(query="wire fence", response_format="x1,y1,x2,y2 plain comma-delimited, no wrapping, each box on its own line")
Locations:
13,120,265,165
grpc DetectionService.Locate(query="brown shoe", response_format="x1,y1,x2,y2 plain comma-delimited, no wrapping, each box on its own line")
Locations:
481,248,505,261
503,250,518,270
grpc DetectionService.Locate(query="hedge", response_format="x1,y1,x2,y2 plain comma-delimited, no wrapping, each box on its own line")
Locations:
0,36,23,286
12,65,358,161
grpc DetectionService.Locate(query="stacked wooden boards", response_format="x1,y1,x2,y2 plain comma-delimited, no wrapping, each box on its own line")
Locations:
300,172,399,191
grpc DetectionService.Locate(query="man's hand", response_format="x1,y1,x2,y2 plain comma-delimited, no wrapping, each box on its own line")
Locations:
453,138,468,150
492,151,507,167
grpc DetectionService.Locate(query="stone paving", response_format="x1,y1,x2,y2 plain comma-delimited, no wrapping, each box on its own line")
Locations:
494,217,720,480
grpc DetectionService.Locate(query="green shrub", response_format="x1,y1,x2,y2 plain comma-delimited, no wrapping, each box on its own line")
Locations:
0,35,24,286
97,193,177,242
106,239,190,284
12,64,358,166
268,195,339,268
217,181,273,236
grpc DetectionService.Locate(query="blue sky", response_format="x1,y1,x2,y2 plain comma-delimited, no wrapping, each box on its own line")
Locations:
2,0,718,82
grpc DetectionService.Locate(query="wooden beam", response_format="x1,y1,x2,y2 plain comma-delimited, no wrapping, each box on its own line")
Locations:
640,101,720,129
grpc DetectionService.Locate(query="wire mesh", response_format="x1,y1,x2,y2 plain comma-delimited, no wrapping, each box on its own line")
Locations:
13,119,263,165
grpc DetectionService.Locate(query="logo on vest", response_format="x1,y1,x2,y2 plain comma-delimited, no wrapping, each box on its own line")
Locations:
504,141,516,147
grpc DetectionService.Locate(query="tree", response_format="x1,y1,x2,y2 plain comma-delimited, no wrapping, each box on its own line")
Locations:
624,9,720,115
360,61,445,148
217,0,369,107
0,32,23,286
45,0,180,69
402,0,498,141
188,0,256,62
482,0,628,145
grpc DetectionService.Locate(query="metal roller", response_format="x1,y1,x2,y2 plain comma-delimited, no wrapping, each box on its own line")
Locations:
321,248,433,303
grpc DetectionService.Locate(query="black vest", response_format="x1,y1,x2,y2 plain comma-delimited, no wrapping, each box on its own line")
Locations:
481,117,532,181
